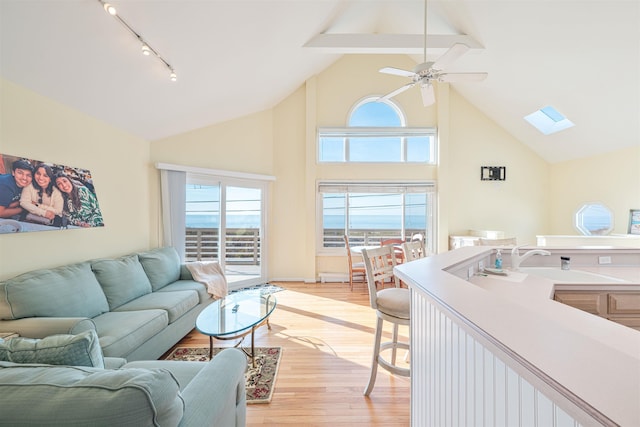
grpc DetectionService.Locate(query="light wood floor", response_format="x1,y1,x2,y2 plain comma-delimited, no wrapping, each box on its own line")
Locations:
166,281,410,426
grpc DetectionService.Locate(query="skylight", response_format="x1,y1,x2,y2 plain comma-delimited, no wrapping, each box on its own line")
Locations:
524,105,574,135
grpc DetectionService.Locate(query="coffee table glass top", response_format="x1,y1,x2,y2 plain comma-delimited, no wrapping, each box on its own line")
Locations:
196,289,277,337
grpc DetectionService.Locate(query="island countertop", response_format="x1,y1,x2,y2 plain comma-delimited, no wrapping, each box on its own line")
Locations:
394,246,640,427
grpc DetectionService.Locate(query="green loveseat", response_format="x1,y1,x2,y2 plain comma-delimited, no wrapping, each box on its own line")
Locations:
0,247,212,361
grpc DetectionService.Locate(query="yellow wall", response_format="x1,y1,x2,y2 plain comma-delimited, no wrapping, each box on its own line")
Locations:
0,79,153,280
446,89,550,245
549,146,640,235
3,53,636,282
148,54,551,280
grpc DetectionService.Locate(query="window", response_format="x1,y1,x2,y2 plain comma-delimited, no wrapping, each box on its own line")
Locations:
575,203,614,236
524,105,574,135
318,182,436,253
318,98,436,163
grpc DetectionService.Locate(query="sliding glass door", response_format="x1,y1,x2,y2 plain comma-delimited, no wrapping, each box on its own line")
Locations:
185,174,267,288
223,185,263,284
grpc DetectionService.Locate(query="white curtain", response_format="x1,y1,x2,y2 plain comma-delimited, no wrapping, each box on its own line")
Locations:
160,169,186,262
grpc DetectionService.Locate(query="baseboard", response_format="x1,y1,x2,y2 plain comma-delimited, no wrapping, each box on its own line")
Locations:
318,272,348,283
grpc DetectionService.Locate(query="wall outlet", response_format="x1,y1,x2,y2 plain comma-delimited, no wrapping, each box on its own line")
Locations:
478,260,485,271
598,256,612,265
467,266,475,279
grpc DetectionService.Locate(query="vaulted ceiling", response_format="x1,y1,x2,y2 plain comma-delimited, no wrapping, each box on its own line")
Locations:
1,1,638,163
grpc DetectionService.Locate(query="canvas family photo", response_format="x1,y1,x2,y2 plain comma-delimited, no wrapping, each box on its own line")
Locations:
0,153,104,234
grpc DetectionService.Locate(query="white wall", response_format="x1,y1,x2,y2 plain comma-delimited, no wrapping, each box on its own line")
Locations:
0,79,153,280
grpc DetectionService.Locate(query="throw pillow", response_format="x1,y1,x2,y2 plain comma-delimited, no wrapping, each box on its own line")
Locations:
91,254,152,309
0,330,104,368
138,247,181,291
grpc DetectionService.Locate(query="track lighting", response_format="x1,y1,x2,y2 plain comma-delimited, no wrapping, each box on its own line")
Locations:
97,0,177,82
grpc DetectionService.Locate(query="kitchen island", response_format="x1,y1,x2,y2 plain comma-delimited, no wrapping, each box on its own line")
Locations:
394,246,640,427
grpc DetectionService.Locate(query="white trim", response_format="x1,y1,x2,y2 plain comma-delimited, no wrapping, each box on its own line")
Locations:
319,127,434,137
155,162,276,182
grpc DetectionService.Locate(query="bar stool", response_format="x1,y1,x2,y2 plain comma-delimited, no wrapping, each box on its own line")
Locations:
360,245,410,396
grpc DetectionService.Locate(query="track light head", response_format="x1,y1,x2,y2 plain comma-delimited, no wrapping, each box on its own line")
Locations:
141,44,151,56
169,71,177,82
103,2,117,15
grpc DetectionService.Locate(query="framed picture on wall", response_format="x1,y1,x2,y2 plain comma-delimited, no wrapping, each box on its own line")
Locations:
628,209,640,235
0,153,104,234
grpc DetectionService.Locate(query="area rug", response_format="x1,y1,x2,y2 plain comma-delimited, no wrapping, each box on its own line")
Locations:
164,346,282,404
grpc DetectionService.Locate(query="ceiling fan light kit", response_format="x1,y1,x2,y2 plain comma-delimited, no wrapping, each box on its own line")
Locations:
377,0,487,106
97,0,177,82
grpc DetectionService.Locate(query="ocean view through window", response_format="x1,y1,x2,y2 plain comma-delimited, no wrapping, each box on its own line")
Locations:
318,182,435,253
185,175,267,287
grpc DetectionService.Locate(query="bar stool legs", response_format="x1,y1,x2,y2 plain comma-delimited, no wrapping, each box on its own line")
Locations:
364,312,410,396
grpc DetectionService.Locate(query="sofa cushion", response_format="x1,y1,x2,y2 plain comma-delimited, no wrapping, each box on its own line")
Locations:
0,330,104,368
158,280,211,304
0,262,109,320
92,254,153,309
138,247,181,291
93,310,168,358
0,362,184,427
114,290,199,324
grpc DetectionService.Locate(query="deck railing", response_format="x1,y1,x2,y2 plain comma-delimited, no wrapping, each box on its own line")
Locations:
323,228,425,248
185,228,260,264
186,227,425,264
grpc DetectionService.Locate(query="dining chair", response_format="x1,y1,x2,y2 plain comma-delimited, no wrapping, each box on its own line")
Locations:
401,240,427,262
380,238,405,264
343,235,366,291
360,245,410,396
410,232,424,242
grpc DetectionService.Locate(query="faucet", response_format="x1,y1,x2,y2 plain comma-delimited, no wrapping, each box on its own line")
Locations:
510,246,551,271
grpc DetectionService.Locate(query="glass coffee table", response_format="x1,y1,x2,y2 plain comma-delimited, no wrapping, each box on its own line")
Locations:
195,288,277,366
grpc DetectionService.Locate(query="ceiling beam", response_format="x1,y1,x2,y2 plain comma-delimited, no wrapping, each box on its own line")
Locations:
303,34,483,54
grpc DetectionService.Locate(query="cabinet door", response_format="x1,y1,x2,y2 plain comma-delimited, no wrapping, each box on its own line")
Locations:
608,292,640,315
554,291,606,315
607,317,640,331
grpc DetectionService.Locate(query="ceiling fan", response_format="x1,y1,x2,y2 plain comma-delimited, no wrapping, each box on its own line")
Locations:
378,0,487,106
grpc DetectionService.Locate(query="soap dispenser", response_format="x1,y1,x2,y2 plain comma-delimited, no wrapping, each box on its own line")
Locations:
495,249,503,269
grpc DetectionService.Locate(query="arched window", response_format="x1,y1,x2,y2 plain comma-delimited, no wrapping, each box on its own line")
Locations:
318,97,435,163
316,97,437,255
348,98,404,127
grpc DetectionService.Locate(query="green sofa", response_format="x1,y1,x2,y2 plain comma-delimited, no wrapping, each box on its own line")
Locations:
0,337,247,427
0,247,212,361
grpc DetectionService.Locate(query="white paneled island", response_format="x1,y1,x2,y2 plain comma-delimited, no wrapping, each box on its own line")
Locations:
394,246,640,427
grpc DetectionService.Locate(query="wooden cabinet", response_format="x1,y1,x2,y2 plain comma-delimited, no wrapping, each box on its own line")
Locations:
554,290,640,331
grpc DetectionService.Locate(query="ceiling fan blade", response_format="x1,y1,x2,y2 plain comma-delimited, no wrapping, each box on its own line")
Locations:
420,84,435,106
379,67,415,78
440,72,488,82
378,82,416,102
432,43,470,70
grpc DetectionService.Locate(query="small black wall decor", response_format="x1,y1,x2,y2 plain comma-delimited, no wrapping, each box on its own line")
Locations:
0,153,104,234
481,166,506,181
